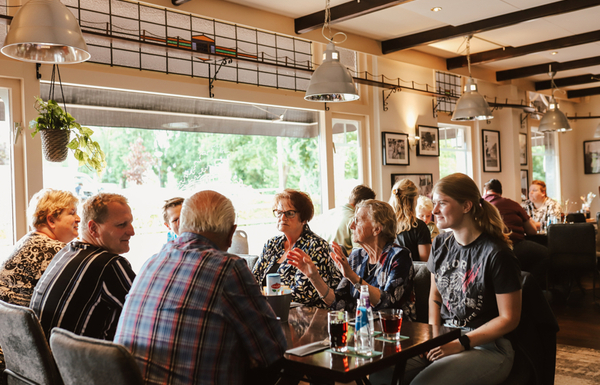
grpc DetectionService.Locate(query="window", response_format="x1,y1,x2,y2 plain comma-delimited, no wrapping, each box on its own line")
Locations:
531,127,560,202
332,119,360,206
0,89,12,257
438,124,471,178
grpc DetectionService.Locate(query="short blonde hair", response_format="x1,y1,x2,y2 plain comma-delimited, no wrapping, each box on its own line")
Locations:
27,189,79,230
416,195,433,213
80,193,129,238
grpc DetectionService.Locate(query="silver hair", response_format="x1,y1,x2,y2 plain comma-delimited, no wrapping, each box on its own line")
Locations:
179,190,235,235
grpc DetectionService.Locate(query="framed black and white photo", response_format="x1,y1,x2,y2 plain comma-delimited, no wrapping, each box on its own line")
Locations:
520,170,529,201
583,140,600,174
416,125,439,157
482,129,501,172
391,173,434,198
382,132,409,166
519,133,527,166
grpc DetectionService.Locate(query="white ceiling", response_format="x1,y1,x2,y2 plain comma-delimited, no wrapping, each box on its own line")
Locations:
224,0,600,96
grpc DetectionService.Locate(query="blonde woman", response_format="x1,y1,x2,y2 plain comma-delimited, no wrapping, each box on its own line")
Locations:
389,179,432,262
416,195,440,240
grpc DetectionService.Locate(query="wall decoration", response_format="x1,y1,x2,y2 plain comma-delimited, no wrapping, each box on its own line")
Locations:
482,129,501,172
391,173,434,198
382,132,409,165
417,125,440,157
519,133,527,166
520,170,529,201
583,140,600,174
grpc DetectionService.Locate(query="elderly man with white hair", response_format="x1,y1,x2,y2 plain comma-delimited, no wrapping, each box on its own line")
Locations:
114,190,287,385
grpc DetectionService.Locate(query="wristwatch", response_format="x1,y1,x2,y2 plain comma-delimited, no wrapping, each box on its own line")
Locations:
458,335,471,351
353,277,364,292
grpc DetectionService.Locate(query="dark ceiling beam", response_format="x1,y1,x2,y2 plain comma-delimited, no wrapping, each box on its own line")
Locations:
496,56,600,81
567,86,600,98
447,30,600,69
535,74,600,90
381,0,600,54
295,0,411,34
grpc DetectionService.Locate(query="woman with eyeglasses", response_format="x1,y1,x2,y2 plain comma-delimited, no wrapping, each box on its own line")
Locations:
252,189,341,308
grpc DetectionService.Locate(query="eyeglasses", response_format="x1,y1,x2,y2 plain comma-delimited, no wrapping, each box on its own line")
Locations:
273,210,298,219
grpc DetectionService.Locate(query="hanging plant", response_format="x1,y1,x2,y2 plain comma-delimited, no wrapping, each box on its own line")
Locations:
29,96,106,174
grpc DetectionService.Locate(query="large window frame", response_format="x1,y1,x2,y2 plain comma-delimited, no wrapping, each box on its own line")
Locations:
438,123,472,179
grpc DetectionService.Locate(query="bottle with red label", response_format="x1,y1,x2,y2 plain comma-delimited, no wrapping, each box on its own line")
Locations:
266,273,282,295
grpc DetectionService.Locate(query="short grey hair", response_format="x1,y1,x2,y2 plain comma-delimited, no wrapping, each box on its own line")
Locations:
179,190,235,235
355,199,397,243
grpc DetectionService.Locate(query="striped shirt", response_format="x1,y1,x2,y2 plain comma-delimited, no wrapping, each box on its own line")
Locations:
114,232,287,385
29,241,136,341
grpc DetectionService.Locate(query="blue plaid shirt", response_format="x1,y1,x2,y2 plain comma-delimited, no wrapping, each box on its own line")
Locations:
114,232,287,385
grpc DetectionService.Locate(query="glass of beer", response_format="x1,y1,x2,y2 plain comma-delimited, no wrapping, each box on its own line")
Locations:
328,311,348,352
378,309,403,340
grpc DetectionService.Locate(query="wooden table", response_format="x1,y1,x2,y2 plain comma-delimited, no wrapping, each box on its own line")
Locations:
281,307,460,384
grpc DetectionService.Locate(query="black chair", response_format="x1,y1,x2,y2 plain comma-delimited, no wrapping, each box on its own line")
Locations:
49,328,144,385
565,212,586,223
547,223,598,300
0,300,63,385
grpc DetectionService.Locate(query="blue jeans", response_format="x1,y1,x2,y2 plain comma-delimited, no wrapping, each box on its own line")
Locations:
403,336,514,385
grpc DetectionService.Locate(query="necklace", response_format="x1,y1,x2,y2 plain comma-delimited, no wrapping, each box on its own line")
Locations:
366,261,377,276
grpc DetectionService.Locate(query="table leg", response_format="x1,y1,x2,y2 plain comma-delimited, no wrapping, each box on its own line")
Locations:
391,359,407,385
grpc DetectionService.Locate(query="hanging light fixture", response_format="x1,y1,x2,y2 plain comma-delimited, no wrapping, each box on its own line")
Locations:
452,36,493,121
1,0,90,64
304,0,359,102
539,68,571,133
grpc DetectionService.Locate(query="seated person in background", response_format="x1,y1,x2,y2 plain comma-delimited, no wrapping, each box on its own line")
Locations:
30,193,136,341
405,173,521,385
521,180,562,230
288,199,415,320
115,191,286,385
416,195,439,240
389,179,432,262
483,179,549,287
318,184,376,256
162,197,184,242
253,189,341,308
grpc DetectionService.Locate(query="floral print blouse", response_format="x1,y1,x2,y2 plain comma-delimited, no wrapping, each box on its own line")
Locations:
331,242,416,321
0,232,65,307
522,197,562,225
253,224,341,308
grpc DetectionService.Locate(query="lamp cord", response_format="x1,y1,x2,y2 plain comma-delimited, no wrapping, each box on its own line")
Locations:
467,35,472,77
321,0,347,44
48,65,68,114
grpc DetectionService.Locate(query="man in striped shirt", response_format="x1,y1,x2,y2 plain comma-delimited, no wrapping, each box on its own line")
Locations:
114,190,287,385
30,193,136,341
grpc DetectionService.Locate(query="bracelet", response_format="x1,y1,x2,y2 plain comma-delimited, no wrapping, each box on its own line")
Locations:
458,335,471,351
319,287,331,300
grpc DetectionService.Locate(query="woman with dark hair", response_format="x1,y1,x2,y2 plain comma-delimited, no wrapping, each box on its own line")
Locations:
405,173,522,385
521,180,562,230
389,179,432,262
288,199,415,318
253,189,341,308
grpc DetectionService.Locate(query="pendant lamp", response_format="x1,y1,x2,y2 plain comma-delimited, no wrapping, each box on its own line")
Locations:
452,36,493,121
1,0,90,64
539,70,571,133
304,0,359,102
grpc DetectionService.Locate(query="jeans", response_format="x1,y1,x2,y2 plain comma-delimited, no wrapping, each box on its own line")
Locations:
403,336,514,385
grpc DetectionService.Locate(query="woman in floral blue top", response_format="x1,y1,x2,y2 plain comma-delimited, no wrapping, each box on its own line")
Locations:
288,199,415,319
253,189,341,308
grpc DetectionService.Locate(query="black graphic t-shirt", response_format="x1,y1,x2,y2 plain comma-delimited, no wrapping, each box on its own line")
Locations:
427,232,521,329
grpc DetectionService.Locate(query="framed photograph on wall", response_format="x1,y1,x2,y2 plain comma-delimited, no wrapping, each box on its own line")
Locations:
391,173,434,198
583,140,600,174
519,133,527,166
416,125,439,157
482,129,501,172
520,170,529,201
382,132,409,165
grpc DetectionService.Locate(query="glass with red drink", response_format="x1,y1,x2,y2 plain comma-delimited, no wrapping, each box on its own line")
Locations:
378,309,403,340
328,311,348,352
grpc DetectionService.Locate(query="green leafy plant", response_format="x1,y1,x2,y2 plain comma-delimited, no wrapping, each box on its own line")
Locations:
29,97,106,174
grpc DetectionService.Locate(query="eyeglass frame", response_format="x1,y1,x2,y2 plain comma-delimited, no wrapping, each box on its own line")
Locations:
273,209,299,219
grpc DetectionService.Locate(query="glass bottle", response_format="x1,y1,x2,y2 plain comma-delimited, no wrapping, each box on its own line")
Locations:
355,285,373,355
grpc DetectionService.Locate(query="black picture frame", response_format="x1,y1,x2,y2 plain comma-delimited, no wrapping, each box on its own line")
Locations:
583,140,600,174
520,170,529,201
382,132,409,166
519,133,527,166
482,129,501,173
391,173,434,198
416,125,439,157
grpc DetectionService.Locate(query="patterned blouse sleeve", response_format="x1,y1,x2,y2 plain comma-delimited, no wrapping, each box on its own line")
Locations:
372,246,414,313
548,198,562,218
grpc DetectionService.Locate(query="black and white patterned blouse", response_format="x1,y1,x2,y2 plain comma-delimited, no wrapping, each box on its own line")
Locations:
0,232,65,307
253,224,341,308
521,197,562,225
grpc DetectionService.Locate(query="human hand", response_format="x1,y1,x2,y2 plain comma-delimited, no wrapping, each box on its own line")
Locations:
425,340,463,361
287,248,319,278
330,242,354,278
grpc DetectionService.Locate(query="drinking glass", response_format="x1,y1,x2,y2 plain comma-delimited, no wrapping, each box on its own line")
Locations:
328,311,348,352
378,309,403,340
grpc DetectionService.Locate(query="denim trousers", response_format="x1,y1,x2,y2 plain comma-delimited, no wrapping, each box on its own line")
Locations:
402,336,514,385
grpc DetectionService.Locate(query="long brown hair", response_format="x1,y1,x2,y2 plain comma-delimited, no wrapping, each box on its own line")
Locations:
434,173,512,248
388,178,419,233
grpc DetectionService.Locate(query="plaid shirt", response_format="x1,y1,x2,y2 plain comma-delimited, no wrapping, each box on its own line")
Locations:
114,232,287,385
